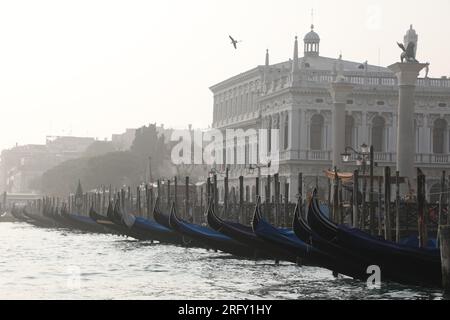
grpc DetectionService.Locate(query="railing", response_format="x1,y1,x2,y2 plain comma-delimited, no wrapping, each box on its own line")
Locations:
373,152,395,162
415,153,450,164
272,69,450,89
279,150,450,165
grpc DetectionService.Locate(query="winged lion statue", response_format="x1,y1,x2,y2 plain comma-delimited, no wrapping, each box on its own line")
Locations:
397,42,418,63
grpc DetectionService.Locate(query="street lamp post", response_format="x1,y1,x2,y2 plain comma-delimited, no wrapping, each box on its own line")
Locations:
208,167,228,214
341,143,375,233
246,161,271,203
369,146,375,235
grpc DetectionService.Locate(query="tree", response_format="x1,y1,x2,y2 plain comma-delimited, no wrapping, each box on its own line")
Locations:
84,141,116,158
38,151,142,196
35,123,174,196
130,123,169,179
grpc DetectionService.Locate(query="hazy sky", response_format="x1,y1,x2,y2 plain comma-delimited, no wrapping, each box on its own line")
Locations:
0,0,449,151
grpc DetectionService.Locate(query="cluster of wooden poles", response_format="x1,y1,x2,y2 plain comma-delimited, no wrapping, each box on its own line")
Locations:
331,167,449,249
25,167,449,249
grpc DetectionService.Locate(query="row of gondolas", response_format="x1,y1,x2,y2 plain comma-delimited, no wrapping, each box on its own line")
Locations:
11,189,442,289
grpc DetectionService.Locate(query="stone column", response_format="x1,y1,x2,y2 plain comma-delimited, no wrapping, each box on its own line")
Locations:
299,109,308,151
288,174,298,202
288,109,300,159
329,82,354,169
388,62,427,186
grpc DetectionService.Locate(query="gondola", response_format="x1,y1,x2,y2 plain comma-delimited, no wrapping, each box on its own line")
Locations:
293,199,372,280
60,206,111,234
119,204,184,244
10,206,32,223
110,201,160,241
153,199,208,248
46,206,73,227
89,204,129,236
153,198,172,229
22,209,60,229
207,201,294,262
169,203,258,258
252,203,328,266
308,189,442,287
252,202,373,277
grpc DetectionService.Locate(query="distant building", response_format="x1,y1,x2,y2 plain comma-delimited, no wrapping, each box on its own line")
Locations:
111,125,174,151
156,124,174,143
111,128,137,151
0,136,95,194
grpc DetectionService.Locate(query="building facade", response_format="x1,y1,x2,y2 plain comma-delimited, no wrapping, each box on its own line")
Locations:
210,25,450,202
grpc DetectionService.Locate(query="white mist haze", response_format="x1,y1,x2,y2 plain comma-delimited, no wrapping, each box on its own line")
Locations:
0,0,449,151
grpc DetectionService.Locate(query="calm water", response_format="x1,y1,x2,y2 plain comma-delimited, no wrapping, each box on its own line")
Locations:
0,222,445,300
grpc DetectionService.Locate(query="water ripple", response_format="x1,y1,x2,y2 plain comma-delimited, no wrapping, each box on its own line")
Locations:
0,222,445,300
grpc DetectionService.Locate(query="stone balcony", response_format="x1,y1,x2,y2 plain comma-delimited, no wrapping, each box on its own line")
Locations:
264,70,450,94
279,150,450,165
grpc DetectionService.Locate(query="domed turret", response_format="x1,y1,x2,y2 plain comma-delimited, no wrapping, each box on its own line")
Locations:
304,24,320,57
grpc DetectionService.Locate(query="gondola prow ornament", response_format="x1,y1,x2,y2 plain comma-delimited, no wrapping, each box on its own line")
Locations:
74,180,83,213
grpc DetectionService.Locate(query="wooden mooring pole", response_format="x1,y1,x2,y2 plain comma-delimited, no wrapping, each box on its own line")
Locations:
185,176,189,221
438,171,447,244
136,186,141,216
395,171,401,243
369,146,375,235
440,226,450,293
239,176,244,223
377,177,383,236
167,179,171,210
145,184,150,219
284,182,289,227
256,176,260,198
417,169,427,248
265,175,271,219
298,172,303,218
174,177,178,215
224,170,229,217
384,166,392,241
213,174,218,213
206,176,210,201
352,170,359,228
333,168,339,223
338,178,344,224
274,173,280,226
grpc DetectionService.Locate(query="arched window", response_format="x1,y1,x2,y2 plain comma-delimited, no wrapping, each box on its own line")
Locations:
345,115,355,148
372,116,385,152
433,119,448,154
310,114,324,151
284,115,289,150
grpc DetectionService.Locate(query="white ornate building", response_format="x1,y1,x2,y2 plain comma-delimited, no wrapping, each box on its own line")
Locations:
210,25,450,202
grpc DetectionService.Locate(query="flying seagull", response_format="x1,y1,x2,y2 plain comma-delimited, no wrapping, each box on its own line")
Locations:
229,35,241,49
